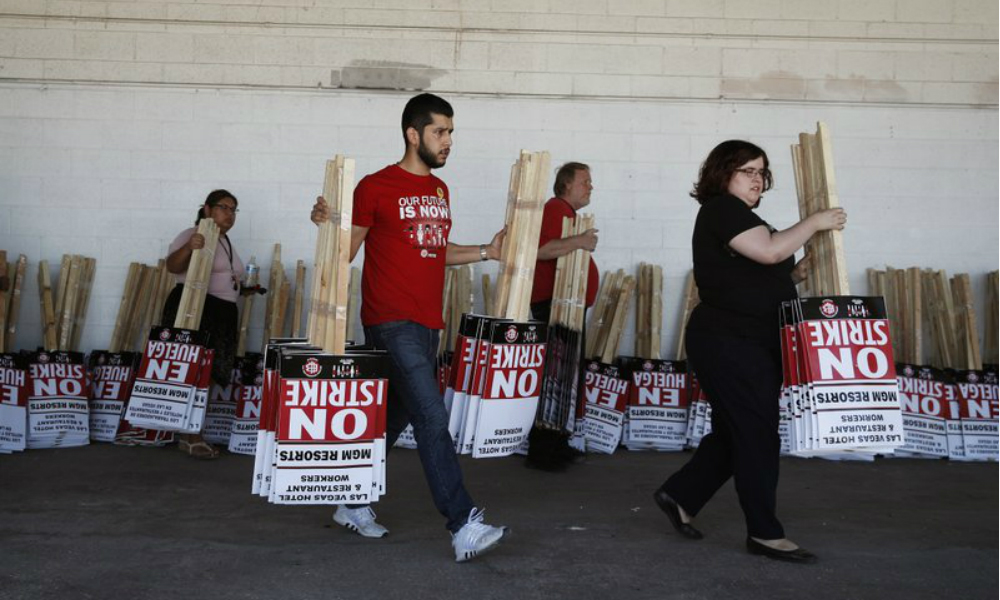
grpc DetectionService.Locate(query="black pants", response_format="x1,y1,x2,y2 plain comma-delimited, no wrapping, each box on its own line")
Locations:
660,329,785,539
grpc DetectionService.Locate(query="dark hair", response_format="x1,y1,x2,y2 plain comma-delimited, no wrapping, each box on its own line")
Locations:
401,93,454,142
690,140,773,205
195,189,238,224
553,162,590,197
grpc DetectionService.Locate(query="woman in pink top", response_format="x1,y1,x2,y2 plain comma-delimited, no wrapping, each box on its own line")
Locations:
163,189,246,459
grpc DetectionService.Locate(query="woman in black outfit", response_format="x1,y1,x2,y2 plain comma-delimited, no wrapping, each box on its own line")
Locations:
653,140,846,564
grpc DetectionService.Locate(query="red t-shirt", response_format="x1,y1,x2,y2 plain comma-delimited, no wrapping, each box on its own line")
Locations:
531,197,599,306
353,164,452,329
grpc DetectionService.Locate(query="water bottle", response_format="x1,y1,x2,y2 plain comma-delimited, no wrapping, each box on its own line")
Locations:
244,256,259,288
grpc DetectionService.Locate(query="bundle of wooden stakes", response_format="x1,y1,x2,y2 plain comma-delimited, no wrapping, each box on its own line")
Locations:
308,155,354,354
0,251,28,352
37,254,97,352
674,270,699,361
868,267,983,370
258,244,298,353
585,269,636,364
791,122,850,296
441,265,474,355
109,260,173,353
633,262,664,360
537,214,594,430
492,150,551,322
174,219,220,330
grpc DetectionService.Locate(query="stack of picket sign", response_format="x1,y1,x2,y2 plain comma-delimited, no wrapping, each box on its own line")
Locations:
26,351,90,449
87,351,141,443
442,314,547,458
0,352,28,453
251,339,391,505
248,155,394,506
895,363,998,461
779,296,905,458
621,358,690,452
201,353,263,455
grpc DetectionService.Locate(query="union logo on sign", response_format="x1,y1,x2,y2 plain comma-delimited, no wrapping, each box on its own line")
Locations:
643,361,653,371
254,374,263,385
588,362,599,372
819,299,838,318
967,371,979,383
159,329,171,341
902,365,915,377
505,325,519,343
302,358,322,378
37,353,50,363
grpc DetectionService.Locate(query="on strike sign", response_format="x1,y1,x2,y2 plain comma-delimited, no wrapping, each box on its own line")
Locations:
472,321,547,458
783,296,905,454
268,351,390,505
28,351,90,449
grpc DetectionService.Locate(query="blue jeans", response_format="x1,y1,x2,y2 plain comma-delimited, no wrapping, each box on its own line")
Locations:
352,320,476,533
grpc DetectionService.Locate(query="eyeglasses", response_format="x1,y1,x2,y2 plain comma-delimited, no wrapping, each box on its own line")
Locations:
734,168,769,180
212,204,239,214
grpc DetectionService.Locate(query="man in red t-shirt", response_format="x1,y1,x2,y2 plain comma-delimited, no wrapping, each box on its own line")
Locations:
311,93,508,563
526,162,600,471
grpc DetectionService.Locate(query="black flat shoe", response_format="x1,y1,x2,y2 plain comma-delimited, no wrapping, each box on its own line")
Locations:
652,489,703,540
746,537,818,564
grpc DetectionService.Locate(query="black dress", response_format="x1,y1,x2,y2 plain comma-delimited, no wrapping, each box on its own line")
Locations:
660,194,796,540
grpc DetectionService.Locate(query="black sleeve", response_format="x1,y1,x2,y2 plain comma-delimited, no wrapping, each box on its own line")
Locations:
701,195,766,244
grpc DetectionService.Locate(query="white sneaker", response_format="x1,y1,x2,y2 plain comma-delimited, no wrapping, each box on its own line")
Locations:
451,508,508,563
333,505,388,539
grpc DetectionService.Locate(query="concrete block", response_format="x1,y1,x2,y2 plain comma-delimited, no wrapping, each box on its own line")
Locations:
614,0,666,16
903,1,955,23
863,79,920,103
135,32,196,63
666,0,724,18
40,236,102,262
512,71,574,95
635,17,695,34
0,176,42,207
17,147,73,178
837,50,895,79
778,0,837,21
630,75,690,98
188,152,253,183
721,48,782,78
454,70,517,94
805,78,865,102
922,81,997,105
40,176,102,209
951,50,998,82
603,44,663,76
547,43,607,74
894,51,953,81
572,73,632,96
74,30,136,61
837,0,895,22
130,150,191,181
12,27,75,59
489,42,547,72
662,46,722,77
953,0,999,24
575,15,635,33
191,91,255,124
192,34,257,65
550,0,608,15
0,57,44,79
70,147,132,180
724,0,782,20
808,20,868,37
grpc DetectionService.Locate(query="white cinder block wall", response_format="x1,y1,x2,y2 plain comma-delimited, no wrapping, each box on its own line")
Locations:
0,0,997,359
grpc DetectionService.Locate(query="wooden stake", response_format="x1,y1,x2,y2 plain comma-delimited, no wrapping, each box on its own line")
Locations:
291,260,306,337
676,270,699,361
3,256,27,352
37,261,58,351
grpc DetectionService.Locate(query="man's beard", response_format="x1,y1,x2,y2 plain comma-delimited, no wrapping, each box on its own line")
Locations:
417,138,446,169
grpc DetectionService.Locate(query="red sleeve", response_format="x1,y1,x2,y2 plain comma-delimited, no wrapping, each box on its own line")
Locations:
537,199,570,248
352,175,376,228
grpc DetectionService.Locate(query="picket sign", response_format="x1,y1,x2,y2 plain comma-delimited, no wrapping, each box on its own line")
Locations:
264,350,390,505
203,365,239,447
392,351,453,450
87,351,139,442
253,338,311,498
471,321,547,458
895,364,952,459
27,351,90,449
952,369,998,461
782,296,905,456
228,354,264,455
620,358,689,451
0,353,29,453
445,314,492,448
581,359,630,454
124,326,213,433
